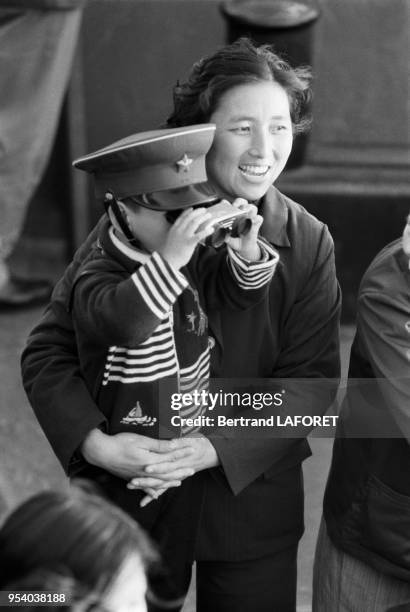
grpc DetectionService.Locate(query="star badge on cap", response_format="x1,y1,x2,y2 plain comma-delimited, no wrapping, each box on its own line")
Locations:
176,153,193,173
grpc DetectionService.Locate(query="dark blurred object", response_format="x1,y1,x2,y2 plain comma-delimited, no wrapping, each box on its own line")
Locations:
220,0,320,168
221,0,319,64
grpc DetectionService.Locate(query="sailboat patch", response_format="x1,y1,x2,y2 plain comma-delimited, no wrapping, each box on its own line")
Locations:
120,401,157,427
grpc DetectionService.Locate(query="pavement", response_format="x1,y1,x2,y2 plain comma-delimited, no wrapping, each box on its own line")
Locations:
0,244,355,610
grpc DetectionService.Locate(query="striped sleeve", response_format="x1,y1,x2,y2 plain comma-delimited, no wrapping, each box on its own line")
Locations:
131,251,188,319
227,239,279,290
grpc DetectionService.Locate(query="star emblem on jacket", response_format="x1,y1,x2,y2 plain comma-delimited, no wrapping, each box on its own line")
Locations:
120,401,157,426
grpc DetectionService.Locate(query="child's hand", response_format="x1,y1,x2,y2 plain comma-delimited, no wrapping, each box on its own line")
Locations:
225,199,263,261
159,207,214,269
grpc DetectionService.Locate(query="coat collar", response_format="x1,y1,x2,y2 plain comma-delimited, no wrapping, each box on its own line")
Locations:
396,244,410,277
98,218,150,273
258,186,291,248
107,225,152,265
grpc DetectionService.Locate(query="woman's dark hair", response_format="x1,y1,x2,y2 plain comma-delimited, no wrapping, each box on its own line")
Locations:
167,37,312,134
0,483,156,593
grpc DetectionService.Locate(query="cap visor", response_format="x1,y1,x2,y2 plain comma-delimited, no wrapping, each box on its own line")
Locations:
136,182,218,210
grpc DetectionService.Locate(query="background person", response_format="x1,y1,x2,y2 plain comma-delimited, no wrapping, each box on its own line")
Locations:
313,214,410,611
0,0,84,308
0,483,155,612
22,38,341,611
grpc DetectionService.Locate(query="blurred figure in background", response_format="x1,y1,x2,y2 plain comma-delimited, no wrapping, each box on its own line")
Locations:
0,483,156,612
313,214,410,611
0,0,85,308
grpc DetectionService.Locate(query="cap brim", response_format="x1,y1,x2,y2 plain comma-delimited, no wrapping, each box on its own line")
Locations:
133,182,218,210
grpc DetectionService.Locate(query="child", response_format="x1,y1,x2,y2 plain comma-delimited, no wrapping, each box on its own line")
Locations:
70,124,278,442
50,124,279,609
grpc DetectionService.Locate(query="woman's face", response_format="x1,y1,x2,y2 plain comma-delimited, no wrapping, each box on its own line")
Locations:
206,80,293,202
104,554,147,612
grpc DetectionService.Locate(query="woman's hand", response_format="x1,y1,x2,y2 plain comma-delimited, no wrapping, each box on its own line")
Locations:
159,207,214,269
81,428,195,480
225,199,263,261
127,435,219,506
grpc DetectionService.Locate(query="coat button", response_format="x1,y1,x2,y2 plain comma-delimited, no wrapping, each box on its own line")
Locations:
405,321,410,334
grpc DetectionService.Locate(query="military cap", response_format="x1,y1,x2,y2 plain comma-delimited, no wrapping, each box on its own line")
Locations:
73,124,217,210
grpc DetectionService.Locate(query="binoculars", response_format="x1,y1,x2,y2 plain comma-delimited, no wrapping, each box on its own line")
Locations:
166,201,252,248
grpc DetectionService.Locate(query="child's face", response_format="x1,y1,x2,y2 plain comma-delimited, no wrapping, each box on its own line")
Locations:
125,204,172,252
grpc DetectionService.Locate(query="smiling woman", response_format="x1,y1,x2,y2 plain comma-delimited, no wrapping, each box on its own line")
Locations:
206,81,293,202
167,37,311,202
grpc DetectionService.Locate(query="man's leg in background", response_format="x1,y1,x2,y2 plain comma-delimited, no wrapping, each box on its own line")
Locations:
0,6,82,306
